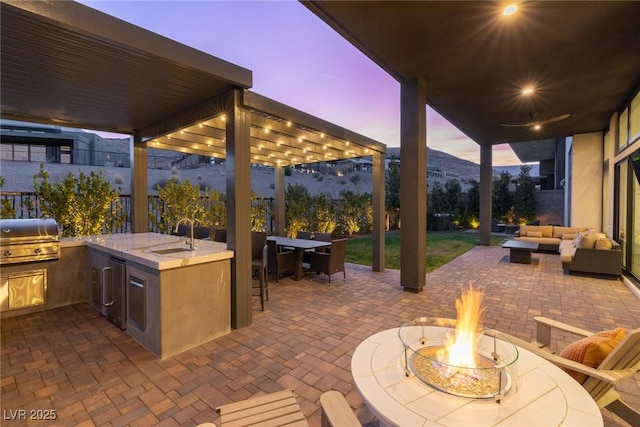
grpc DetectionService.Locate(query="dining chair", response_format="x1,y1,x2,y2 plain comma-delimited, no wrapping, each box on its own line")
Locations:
251,231,268,311
174,224,211,239
502,316,640,426
296,230,314,263
193,226,212,239
212,228,227,243
267,239,297,283
313,232,332,253
308,238,347,283
296,230,313,240
314,232,332,242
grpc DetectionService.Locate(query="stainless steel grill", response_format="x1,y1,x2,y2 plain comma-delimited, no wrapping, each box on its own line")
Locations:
0,219,60,265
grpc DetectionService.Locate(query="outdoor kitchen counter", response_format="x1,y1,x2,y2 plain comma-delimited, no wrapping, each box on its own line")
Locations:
69,233,233,359
62,232,233,269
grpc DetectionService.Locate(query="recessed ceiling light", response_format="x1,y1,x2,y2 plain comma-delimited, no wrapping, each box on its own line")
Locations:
522,87,534,95
532,124,542,131
503,5,517,16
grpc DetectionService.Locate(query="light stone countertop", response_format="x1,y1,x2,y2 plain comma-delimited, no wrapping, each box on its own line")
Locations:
60,232,233,270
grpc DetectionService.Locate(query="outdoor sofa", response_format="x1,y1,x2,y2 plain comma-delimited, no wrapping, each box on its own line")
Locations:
514,225,621,277
514,225,588,252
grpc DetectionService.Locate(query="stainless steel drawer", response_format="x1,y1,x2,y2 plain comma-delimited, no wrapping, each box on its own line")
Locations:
0,269,47,310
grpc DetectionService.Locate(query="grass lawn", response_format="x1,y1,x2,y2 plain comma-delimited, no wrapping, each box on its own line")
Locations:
345,230,506,272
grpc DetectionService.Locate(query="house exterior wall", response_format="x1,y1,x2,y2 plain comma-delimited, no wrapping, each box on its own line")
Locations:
571,132,603,229
536,190,564,226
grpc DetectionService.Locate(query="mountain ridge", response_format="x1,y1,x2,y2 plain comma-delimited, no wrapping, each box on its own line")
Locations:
386,146,537,182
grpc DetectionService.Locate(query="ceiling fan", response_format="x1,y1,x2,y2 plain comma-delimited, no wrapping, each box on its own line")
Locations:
501,113,570,130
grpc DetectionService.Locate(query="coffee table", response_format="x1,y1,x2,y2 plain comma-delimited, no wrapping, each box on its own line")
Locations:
502,240,539,264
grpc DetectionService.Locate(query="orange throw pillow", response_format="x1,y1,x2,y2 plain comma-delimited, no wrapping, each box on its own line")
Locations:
558,328,626,384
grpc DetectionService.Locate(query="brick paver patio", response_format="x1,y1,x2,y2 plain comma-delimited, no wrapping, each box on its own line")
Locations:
2,245,639,426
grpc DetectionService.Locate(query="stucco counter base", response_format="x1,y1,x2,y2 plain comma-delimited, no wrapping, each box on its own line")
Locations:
125,258,231,359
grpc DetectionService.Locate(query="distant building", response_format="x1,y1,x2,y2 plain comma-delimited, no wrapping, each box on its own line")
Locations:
1,119,130,167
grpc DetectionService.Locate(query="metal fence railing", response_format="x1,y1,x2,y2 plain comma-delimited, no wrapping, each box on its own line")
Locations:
0,192,275,234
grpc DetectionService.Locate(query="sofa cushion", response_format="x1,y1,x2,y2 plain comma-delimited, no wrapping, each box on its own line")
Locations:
561,233,576,240
559,240,576,261
553,225,588,239
553,226,588,239
520,225,553,238
527,231,543,238
558,328,626,384
578,233,598,249
595,237,613,250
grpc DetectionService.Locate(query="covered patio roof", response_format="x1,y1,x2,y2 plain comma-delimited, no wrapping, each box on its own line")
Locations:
304,1,640,146
0,0,385,165
146,90,385,169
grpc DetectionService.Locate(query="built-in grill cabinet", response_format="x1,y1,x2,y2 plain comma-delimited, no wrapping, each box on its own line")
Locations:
0,219,60,311
0,218,60,265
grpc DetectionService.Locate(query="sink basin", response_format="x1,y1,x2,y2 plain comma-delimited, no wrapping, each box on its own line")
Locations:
151,247,194,255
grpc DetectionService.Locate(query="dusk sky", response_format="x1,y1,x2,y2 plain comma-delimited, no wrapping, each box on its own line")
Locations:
82,0,523,166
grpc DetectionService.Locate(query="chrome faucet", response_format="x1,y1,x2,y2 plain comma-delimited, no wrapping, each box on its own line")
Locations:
175,218,195,250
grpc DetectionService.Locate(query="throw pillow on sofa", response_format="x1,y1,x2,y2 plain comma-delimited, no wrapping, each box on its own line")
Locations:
558,327,626,384
595,238,613,250
578,233,598,249
527,231,543,238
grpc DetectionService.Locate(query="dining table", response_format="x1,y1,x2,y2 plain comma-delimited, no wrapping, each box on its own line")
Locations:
266,236,331,280
351,327,603,427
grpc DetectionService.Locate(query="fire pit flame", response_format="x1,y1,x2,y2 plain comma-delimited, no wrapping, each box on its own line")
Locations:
436,286,486,371
398,288,519,402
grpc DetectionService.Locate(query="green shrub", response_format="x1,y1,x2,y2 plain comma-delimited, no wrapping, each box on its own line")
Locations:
285,184,310,237
0,176,16,219
251,191,268,232
310,193,337,233
33,164,124,236
201,188,226,229
339,190,372,235
149,177,203,234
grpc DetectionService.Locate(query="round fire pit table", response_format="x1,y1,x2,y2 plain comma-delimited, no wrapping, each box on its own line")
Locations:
351,327,602,427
